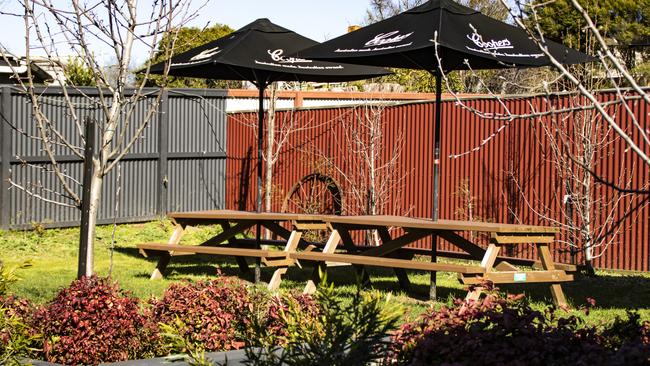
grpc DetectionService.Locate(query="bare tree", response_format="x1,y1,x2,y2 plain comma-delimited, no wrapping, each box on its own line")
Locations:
311,103,411,245
0,0,198,276
428,0,649,271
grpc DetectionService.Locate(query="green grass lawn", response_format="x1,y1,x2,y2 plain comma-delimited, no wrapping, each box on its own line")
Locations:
2,220,650,325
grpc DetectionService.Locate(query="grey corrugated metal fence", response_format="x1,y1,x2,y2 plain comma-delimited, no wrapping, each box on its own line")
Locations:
0,86,227,229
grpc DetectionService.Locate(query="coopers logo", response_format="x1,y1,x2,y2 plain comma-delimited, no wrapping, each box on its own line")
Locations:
268,49,312,64
466,27,512,50
190,46,221,61
365,31,413,47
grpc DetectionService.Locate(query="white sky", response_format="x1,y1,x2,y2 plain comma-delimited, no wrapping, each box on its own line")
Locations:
0,0,372,66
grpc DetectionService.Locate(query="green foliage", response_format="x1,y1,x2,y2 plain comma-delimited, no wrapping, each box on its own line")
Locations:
0,305,41,365
529,0,650,69
633,62,650,85
141,24,242,89
64,57,96,87
0,261,32,296
245,282,402,366
158,319,216,366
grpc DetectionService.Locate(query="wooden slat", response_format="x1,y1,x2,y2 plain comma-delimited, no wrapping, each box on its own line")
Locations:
324,215,558,233
437,231,486,259
291,252,485,274
169,210,326,222
293,222,329,231
495,261,519,272
201,221,256,246
491,233,555,244
460,270,574,285
137,243,287,258
360,229,431,257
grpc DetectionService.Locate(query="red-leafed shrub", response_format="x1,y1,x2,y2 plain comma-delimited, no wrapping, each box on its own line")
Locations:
388,287,650,366
149,277,254,352
263,292,320,344
32,276,157,365
0,295,35,322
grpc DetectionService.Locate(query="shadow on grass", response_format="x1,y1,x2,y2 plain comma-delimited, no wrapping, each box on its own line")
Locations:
114,246,650,311
499,274,650,310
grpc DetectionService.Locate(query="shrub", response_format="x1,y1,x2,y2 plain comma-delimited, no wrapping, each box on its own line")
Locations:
260,292,321,346
388,288,650,366
149,277,254,353
246,284,402,366
33,276,157,365
0,261,31,296
1,296,40,365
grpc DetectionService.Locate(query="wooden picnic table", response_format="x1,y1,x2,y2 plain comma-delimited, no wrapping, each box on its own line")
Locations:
138,210,574,306
137,210,328,290
292,215,573,306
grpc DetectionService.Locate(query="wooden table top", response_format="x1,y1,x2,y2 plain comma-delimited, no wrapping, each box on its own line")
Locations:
323,215,559,233
168,210,326,222
166,210,557,233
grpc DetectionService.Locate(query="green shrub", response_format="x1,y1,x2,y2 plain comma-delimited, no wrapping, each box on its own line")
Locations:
245,284,402,366
0,261,31,296
0,298,41,365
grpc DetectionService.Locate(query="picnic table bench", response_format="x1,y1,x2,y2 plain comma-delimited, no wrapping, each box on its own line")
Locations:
137,210,327,290
294,215,573,306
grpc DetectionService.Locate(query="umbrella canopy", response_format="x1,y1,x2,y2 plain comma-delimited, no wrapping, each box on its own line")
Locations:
295,0,593,71
149,18,389,212
293,0,593,299
149,18,389,84
148,19,389,282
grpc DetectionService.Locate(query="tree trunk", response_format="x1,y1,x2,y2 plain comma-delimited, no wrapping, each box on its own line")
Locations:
83,171,104,276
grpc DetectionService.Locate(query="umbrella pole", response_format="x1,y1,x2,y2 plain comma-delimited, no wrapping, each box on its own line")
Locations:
430,73,442,301
255,82,266,284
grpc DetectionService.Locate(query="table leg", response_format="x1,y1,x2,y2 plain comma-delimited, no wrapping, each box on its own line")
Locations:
430,233,438,301
378,227,411,291
218,221,251,275
339,228,371,288
465,243,501,302
304,229,341,294
538,244,568,307
150,224,185,280
268,230,303,291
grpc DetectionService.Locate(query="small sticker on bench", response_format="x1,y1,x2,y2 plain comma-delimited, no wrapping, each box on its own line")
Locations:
514,273,527,282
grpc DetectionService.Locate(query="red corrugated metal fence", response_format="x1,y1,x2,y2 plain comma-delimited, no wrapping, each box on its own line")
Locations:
226,92,649,271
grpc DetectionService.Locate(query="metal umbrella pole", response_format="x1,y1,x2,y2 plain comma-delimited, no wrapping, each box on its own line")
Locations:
254,81,268,283
430,73,442,300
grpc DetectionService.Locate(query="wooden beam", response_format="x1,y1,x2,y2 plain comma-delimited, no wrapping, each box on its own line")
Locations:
360,229,431,257
491,232,555,244
437,231,486,259
201,221,256,246
459,270,574,285
291,252,485,274
137,243,287,258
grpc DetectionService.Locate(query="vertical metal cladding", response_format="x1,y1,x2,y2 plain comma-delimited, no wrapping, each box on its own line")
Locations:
3,86,228,228
166,91,227,213
227,91,649,271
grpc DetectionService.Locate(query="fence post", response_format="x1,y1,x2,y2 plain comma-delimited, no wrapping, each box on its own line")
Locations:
0,86,12,230
78,116,96,279
157,90,169,217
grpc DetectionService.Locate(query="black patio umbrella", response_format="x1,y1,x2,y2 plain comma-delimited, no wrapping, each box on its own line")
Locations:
295,0,593,298
148,18,389,281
